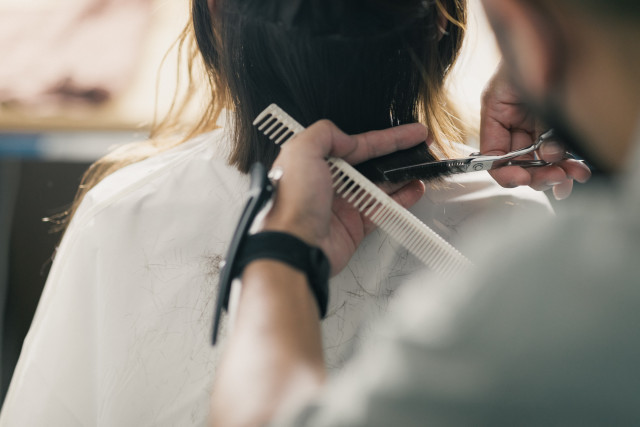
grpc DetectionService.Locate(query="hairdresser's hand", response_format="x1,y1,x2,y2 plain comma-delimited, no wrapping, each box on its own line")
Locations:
262,120,426,275
480,63,591,200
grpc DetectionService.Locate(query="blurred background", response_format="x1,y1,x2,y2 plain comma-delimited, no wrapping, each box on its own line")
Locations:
0,0,500,405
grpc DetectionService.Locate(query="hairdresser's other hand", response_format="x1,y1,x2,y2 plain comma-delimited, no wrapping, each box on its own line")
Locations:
480,63,591,200
262,120,426,275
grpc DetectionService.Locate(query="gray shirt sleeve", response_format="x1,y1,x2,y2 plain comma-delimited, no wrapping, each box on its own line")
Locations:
275,201,640,426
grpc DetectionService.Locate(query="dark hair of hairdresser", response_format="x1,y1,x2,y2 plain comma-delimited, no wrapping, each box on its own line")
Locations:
58,0,467,231
558,0,640,16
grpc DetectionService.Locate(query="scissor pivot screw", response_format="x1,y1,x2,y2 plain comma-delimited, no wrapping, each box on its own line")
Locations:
473,164,484,171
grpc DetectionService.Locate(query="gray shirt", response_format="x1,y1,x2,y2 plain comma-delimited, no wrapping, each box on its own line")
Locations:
278,135,640,426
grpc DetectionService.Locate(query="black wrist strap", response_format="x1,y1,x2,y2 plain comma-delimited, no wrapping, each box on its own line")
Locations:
234,232,330,319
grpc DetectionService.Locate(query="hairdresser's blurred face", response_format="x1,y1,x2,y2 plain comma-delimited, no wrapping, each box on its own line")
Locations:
480,0,639,173
480,0,592,163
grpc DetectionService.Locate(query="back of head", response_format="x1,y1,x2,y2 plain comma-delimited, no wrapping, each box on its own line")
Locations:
58,0,464,235
193,0,466,172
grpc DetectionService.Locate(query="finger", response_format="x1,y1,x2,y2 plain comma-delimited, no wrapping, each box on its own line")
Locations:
377,179,419,195
292,120,347,159
480,117,514,156
480,73,535,155
362,180,426,234
557,159,592,183
552,179,574,200
279,120,343,165
390,179,426,209
529,165,569,191
538,140,566,163
482,127,536,158
489,166,533,188
334,123,428,165
511,130,537,153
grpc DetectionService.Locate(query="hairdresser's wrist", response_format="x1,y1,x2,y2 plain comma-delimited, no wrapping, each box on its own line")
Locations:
261,216,323,248
242,259,317,311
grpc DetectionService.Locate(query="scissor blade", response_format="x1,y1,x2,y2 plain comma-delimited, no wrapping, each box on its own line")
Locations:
382,159,472,183
382,157,554,182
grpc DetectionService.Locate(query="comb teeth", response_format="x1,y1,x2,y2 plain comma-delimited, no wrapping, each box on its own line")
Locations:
253,105,305,145
253,104,472,278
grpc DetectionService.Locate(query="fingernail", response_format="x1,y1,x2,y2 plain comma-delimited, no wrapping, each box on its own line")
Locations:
554,191,569,201
566,175,582,184
553,185,571,200
573,174,591,184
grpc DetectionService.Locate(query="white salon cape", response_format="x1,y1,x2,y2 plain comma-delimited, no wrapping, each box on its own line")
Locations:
0,129,552,426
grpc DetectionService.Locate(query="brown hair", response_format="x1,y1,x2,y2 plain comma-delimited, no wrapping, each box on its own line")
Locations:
59,0,468,231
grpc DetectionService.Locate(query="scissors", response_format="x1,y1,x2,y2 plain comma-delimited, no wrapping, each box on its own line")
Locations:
382,129,568,182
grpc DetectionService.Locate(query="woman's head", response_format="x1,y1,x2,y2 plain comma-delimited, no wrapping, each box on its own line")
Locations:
59,0,466,233
192,0,467,172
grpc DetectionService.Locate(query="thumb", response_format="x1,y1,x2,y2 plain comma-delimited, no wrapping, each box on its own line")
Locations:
538,140,566,163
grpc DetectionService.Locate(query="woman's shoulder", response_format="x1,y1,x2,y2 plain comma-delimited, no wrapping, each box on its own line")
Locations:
70,129,247,231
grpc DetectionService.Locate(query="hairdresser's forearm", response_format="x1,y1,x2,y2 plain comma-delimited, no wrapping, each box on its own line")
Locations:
210,260,326,427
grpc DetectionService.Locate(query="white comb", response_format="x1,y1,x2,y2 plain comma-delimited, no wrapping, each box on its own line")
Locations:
254,104,472,279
